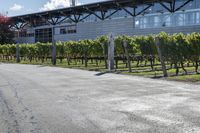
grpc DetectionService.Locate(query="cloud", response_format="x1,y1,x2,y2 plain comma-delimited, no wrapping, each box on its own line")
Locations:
10,4,24,11
26,9,34,12
40,0,71,11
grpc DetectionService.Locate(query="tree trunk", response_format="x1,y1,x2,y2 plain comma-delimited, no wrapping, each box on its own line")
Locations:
181,62,187,74
67,57,70,66
115,59,118,69
96,59,98,66
175,63,179,76
195,61,199,74
123,41,132,73
84,53,88,68
150,60,153,70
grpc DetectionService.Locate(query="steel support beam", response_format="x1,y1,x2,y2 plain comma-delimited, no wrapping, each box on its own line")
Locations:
104,9,120,19
84,7,104,20
175,0,193,12
160,0,193,12
159,2,172,12
136,4,153,16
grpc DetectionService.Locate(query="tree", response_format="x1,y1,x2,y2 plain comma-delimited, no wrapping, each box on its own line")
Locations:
0,14,14,44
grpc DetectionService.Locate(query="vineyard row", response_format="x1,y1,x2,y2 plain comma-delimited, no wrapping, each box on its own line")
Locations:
0,32,200,76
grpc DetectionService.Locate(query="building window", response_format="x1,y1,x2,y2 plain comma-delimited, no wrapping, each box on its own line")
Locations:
67,25,76,34
26,33,34,37
59,25,77,34
163,15,171,27
35,28,52,43
60,28,67,34
185,12,195,25
154,16,161,27
174,13,185,26
15,30,34,38
196,12,200,24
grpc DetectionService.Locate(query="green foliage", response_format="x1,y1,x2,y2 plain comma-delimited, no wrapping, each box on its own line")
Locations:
187,33,200,61
0,32,200,74
135,35,157,56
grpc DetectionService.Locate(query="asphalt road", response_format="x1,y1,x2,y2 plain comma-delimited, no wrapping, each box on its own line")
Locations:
0,63,200,133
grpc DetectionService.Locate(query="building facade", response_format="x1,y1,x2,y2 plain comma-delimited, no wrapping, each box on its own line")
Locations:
12,0,198,43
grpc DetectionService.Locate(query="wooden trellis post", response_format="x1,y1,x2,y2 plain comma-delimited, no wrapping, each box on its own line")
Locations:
16,43,20,63
123,40,132,73
52,26,56,65
108,33,115,71
155,37,168,77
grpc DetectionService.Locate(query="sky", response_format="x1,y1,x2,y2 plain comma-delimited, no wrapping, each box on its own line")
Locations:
0,0,102,16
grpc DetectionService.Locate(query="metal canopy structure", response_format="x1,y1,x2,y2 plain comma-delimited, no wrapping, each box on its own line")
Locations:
10,0,193,29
